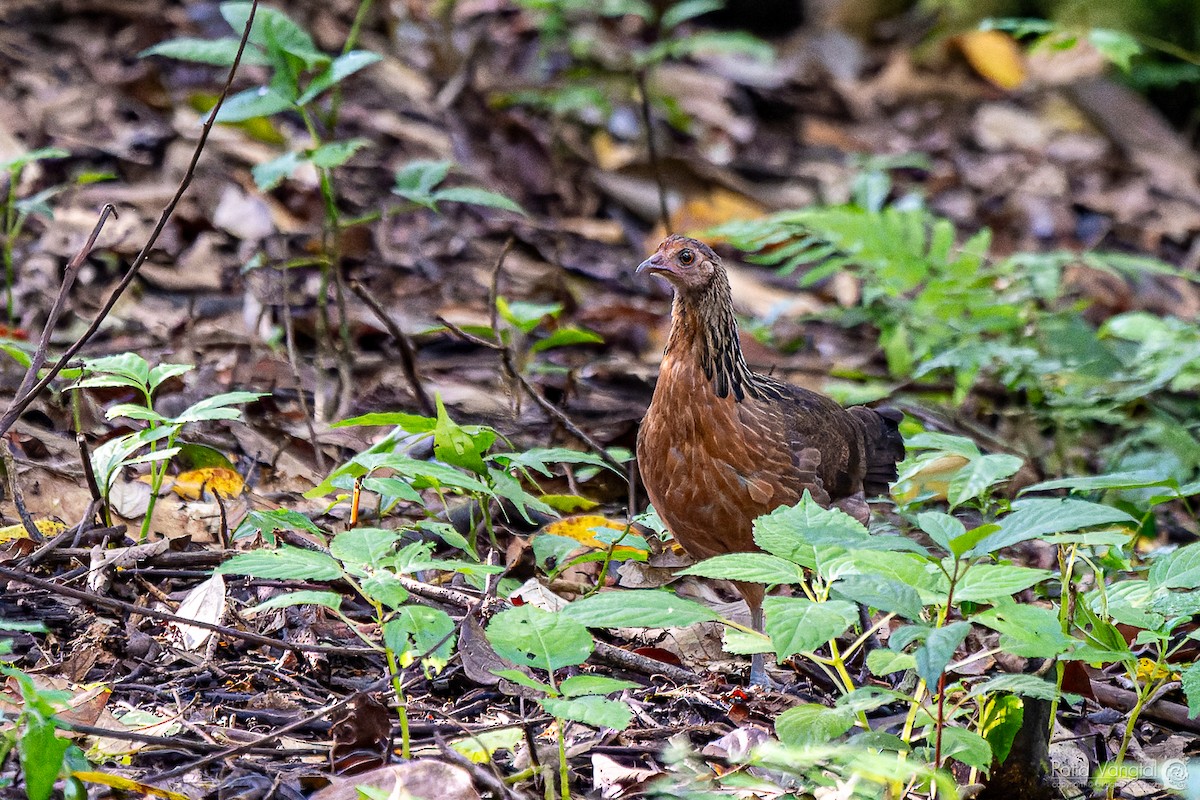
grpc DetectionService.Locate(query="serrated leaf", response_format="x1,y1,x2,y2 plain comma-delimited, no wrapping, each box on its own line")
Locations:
948,454,1024,508
954,565,1053,603
763,597,858,659
487,605,593,672
831,574,925,621
1149,542,1200,589
217,547,342,580
914,621,969,687
559,675,639,697
329,527,401,572
384,606,456,673
678,553,805,584
938,726,992,771
540,695,632,730
562,590,720,628
775,703,855,747
968,499,1135,556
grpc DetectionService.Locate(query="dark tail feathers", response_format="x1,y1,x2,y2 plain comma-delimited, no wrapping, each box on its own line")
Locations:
849,406,905,496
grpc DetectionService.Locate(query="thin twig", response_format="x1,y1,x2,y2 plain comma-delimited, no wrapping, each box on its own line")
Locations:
637,69,671,233
0,0,261,439
282,299,327,471
349,279,434,415
0,564,375,658
1,439,41,542
488,236,515,340
75,433,103,523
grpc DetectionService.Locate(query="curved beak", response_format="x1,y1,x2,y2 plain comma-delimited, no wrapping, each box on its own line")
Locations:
636,253,667,275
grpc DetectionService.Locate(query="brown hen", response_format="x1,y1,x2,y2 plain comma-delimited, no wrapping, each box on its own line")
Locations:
636,235,905,686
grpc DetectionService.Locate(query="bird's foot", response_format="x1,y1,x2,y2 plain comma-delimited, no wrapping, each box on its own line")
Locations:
748,653,783,691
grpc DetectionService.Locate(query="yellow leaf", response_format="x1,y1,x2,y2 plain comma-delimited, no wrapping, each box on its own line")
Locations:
168,467,246,500
73,771,191,800
0,519,65,543
648,187,768,247
539,494,599,513
1135,658,1176,683
540,515,645,557
957,30,1026,90
894,455,971,503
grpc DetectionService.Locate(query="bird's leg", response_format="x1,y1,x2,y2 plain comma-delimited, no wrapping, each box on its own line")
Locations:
748,603,771,688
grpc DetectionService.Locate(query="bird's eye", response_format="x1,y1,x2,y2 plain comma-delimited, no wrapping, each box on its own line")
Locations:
678,249,695,266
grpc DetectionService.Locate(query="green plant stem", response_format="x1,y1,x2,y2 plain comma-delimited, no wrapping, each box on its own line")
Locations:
557,722,569,800
385,646,412,759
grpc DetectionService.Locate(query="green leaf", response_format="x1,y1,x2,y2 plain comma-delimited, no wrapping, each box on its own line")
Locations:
914,621,969,687
253,150,305,191
0,147,70,173
497,297,563,334
831,574,925,621
358,573,410,610
969,674,1059,701
384,606,456,673
775,703,855,747
433,186,527,215
954,565,1054,603
973,601,1075,659
246,589,343,615
763,597,858,659
660,0,722,29
334,412,437,431
296,50,382,105
394,160,452,199
559,675,639,697
140,36,269,67
1087,28,1141,72
433,394,491,475
540,695,632,730
947,454,1024,508
232,509,323,542
1022,469,1173,495
562,590,720,628
20,713,70,800
221,2,323,66
678,553,805,585
722,627,773,655
309,138,370,169
492,669,553,694
979,695,1024,765
174,390,265,423
529,326,604,354
968,499,1135,556
916,512,965,554
216,85,296,122
1181,661,1200,719
1149,542,1200,589
937,726,992,771
147,363,194,392
217,547,342,580
329,527,401,572
867,648,914,676
486,605,593,672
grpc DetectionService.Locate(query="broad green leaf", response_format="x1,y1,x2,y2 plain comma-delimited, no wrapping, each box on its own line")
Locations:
831,574,925,621
433,186,526,215
232,509,323,542
980,695,1023,766
216,85,295,122
296,50,382,105
246,589,343,615
20,713,70,800
217,547,342,580
1022,469,1173,495
253,151,305,192
678,553,805,585
433,394,491,475
1087,28,1141,72
914,621,969,687
973,601,1074,659
333,412,437,431
105,403,167,423
969,674,1059,701
492,669,553,694
486,605,593,672
384,606,456,673
763,597,857,659
529,326,604,354
917,511,964,554
394,160,451,197
309,138,370,169
947,454,1023,508
867,648,914,676
1181,661,1200,719
361,476,423,505
1149,542,1200,590
660,0,722,29
174,390,265,423
140,36,270,67
722,627,773,655
497,298,563,333
358,572,409,609
559,675,639,697
330,527,401,572
78,352,151,388
221,3,323,66
0,147,70,173
775,703,855,747
147,363,193,392
937,726,992,771
562,590,720,628
540,695,632,730
954,565,1053,603
968,499,1135,556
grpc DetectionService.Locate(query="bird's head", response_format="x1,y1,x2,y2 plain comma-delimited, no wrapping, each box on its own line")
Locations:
637,235,722,294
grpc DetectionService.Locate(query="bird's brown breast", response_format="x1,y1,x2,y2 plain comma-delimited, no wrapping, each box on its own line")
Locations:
637,354,802,561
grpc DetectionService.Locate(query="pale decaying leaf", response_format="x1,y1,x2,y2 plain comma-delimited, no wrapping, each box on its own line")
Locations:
954,30,1025,90
108,478,153,519
508,577,568,612
166,573,227,651
592,753,663,799
310,760,480,800
88,539,171,593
